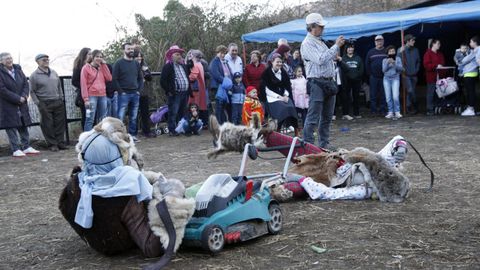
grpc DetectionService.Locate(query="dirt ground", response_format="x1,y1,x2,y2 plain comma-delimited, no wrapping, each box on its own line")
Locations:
0,114,479,270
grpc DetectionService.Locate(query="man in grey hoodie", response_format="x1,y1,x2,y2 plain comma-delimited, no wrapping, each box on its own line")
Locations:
397,34,420,114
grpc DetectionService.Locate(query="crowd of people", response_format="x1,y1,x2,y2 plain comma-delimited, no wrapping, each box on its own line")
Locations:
1,12,480,157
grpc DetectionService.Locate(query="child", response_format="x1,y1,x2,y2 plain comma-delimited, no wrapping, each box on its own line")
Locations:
229,72,246,125
175,103,203,136
242,86,264,126
454,43,469,77
382,45,404,120
290,66,309,128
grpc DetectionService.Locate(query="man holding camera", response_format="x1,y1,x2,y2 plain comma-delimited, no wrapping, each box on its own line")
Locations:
301,13,345,149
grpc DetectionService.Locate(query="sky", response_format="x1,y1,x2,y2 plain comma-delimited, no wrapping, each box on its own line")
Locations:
3,0,311,75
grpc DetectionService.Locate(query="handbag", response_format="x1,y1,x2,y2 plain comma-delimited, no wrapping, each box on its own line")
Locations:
313,78,338,97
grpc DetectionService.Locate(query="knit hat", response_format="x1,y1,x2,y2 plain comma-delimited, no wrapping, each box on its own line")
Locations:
276,44,291,55
246,86,257,96
233,72,242,79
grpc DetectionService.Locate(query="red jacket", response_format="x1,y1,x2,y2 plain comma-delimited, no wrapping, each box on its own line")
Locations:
423,49,445,84
243,63,265,90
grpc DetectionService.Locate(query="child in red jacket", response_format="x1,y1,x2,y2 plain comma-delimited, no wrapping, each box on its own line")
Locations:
242,86,264,126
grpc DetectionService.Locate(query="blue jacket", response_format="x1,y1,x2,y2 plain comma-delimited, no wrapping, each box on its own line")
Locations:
215,77,233,103
230,82,246,104
382,57,403,80
209,57,232,89
397,46,420,76
459,47,480,74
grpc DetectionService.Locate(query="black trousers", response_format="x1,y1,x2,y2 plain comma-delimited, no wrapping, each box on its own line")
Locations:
139,95,151,134
464,76,478,107
342,79,362,116
38,99,66,146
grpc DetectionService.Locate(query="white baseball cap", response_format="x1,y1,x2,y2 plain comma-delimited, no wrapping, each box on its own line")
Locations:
375,35,384,40
306,13,328,26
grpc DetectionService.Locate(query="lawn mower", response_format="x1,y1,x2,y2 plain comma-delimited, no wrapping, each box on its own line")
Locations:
182,136,304,253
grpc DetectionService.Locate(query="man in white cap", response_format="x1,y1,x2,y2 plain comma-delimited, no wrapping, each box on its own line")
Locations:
365,35,388,114
300,13,344,149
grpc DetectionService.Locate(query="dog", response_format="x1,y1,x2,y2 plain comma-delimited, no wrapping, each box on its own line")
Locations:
207,114,276,159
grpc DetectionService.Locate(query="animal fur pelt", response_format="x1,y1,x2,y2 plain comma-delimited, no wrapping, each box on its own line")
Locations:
148,181,195,252
270,184,293,202
343,147,410,203
288,152,342,185
207,114,277,159
75,117,143,169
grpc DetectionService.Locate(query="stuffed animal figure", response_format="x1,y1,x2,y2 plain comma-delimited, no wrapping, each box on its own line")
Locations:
207,114,276,159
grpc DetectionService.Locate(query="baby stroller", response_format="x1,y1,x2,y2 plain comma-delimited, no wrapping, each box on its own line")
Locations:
434,66,461,115
150,105,169,135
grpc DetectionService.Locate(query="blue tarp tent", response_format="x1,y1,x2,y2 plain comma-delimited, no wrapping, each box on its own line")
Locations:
241,0,480,43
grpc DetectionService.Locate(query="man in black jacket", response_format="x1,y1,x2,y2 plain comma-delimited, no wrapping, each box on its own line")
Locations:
160,45,191,136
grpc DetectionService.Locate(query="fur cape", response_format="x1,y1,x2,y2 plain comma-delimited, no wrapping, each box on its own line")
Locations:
207,114,276,159
143,172,195,252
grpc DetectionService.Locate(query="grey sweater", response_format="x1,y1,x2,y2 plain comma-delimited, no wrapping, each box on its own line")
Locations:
29,68,63,104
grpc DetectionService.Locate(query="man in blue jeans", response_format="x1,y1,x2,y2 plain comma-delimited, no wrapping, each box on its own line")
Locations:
113,42,144,142
301,13,345,149
160,45,192,136
366,35,387,114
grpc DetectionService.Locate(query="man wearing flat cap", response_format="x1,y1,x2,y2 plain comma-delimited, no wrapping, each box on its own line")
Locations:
29,54,67,151
397,34,420,114
301,13,345,149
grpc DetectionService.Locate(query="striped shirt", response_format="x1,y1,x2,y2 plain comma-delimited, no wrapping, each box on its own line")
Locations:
300,33,339,79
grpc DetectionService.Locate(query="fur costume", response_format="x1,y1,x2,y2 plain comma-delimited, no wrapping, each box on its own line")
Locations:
343,147,410,203
207,114,276,159
288,151,343,185
148,182,195,252
60,117,195,259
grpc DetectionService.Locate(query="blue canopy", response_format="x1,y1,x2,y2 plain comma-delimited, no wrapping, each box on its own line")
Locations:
241,1,480,43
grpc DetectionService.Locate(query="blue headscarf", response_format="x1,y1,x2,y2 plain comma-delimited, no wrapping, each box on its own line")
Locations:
75,132,153,228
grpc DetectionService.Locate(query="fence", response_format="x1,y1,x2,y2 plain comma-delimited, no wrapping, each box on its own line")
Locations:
21,72,166,144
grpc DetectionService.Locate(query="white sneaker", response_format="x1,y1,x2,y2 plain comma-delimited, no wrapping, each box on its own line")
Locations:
385,112,394,119
332,115,336,121
342,115,354,120
461,107,475,116
132,136,140,143
395,112,403,118
13,150,26,157
354,115,362,119
23,147,40,155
